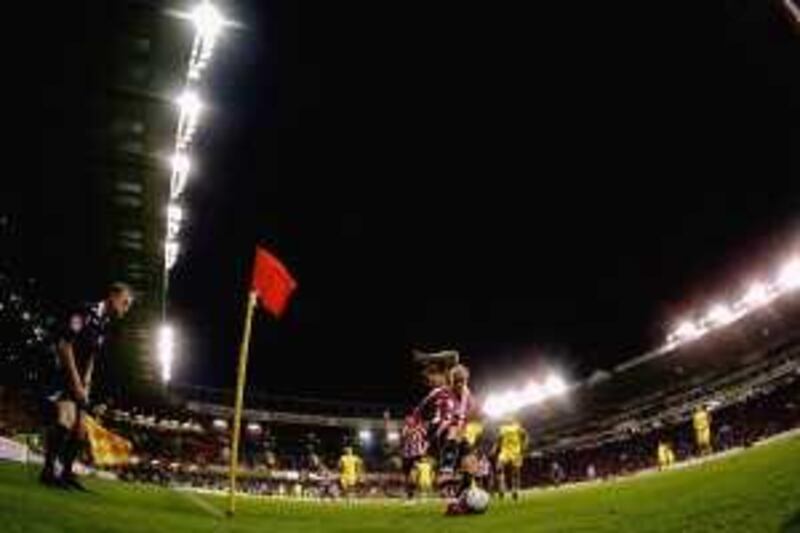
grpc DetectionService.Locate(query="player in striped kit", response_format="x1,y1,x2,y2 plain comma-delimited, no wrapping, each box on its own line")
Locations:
401,414,429,499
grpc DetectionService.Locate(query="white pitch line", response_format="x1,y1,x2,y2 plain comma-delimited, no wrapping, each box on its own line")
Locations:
175,487,226,519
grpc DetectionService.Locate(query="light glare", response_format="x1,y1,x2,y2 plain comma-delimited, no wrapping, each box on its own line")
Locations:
158,324,175,383
706,303,735,326
190,2,225,41
171,153,191,176
177,89,203,118
483,373,570,419
777,258,800,290
742,282,770,307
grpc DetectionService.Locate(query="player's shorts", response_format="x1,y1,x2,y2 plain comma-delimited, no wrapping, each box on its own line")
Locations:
41,389,87,432
340,475,357,489
458,438,476,458
418,479,433,492
696,429,711,447
403,456,422,478
497,452,523,469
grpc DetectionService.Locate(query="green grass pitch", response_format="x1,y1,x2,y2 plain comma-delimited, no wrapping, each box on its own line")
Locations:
2,434,799,533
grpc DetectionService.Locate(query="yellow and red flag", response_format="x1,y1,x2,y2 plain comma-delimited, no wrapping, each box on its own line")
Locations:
84,415,132,466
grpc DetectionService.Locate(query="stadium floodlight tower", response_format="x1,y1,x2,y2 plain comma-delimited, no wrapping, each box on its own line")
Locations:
159,2,237,390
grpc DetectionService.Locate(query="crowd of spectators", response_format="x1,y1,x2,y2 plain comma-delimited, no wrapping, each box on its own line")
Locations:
2,265,799,498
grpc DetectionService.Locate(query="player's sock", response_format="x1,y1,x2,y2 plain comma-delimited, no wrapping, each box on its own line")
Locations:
440,440,458,473
457,472,474,496
497,474,505,499
41,425,66,483
60,437,84,486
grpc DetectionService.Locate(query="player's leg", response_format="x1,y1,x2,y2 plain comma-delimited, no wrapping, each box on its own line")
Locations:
404,457,416,499
439,438,459,476
511,462,522,501
40,399,67,486
60,406,88,490
697,429,711,456
496,457,507,499
457,449,477,496
341,477,353,499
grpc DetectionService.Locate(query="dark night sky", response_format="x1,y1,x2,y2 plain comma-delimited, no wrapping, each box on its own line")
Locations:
8,1,800,405
168,0,800,403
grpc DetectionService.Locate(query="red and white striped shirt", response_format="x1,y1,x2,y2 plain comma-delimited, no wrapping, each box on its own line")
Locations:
413,385,474,438
401,416,428,459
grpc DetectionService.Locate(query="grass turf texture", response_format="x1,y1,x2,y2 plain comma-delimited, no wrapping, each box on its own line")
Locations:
2,434,799,533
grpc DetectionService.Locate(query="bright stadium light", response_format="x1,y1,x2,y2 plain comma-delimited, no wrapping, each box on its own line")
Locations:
523,382,545,405
358,429,373,444
168,203,183,223
247,422,262,434
387,430,400,443
177,89,203,119
158,324,175,383
672,320,703,342
482,396,504,419
165,240,180,270
705,303,735,327
543,374,568,397
213,418,228,431
484,373,570,419
777,258,800,291
167,204,184,241
171,152,191,177
742,282,771,308
190,1,225,41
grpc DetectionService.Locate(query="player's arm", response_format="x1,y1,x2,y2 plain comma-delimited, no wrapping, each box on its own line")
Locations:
411,387,441,418
521,428,529,453
57,339,88,404
83,357,95,394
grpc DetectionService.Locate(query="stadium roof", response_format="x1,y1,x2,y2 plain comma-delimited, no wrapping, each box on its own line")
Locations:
528,293,800,448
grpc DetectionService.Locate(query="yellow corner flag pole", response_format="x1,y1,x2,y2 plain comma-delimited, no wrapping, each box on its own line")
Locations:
228,290,258,517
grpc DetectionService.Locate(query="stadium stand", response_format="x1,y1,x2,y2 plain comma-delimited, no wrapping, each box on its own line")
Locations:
1,262,799,498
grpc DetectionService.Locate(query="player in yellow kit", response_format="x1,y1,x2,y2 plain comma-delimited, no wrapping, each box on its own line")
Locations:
412,455,436,496
693,406,712,456
338,447,363,496
657,440,676,470
494,417,528,500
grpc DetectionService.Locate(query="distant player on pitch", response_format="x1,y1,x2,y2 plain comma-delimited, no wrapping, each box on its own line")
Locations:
693,405,713,456
338,446,363,498
494,416,528,500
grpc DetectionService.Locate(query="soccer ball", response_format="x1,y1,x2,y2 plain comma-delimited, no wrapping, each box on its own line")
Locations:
464,487,490,514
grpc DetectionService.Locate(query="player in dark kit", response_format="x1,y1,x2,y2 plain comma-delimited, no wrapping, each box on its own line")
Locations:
40,283,133,490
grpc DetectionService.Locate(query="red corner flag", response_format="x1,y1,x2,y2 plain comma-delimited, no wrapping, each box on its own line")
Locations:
251,246,297,317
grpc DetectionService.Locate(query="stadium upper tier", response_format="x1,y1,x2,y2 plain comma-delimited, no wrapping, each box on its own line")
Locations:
529,291,800,451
